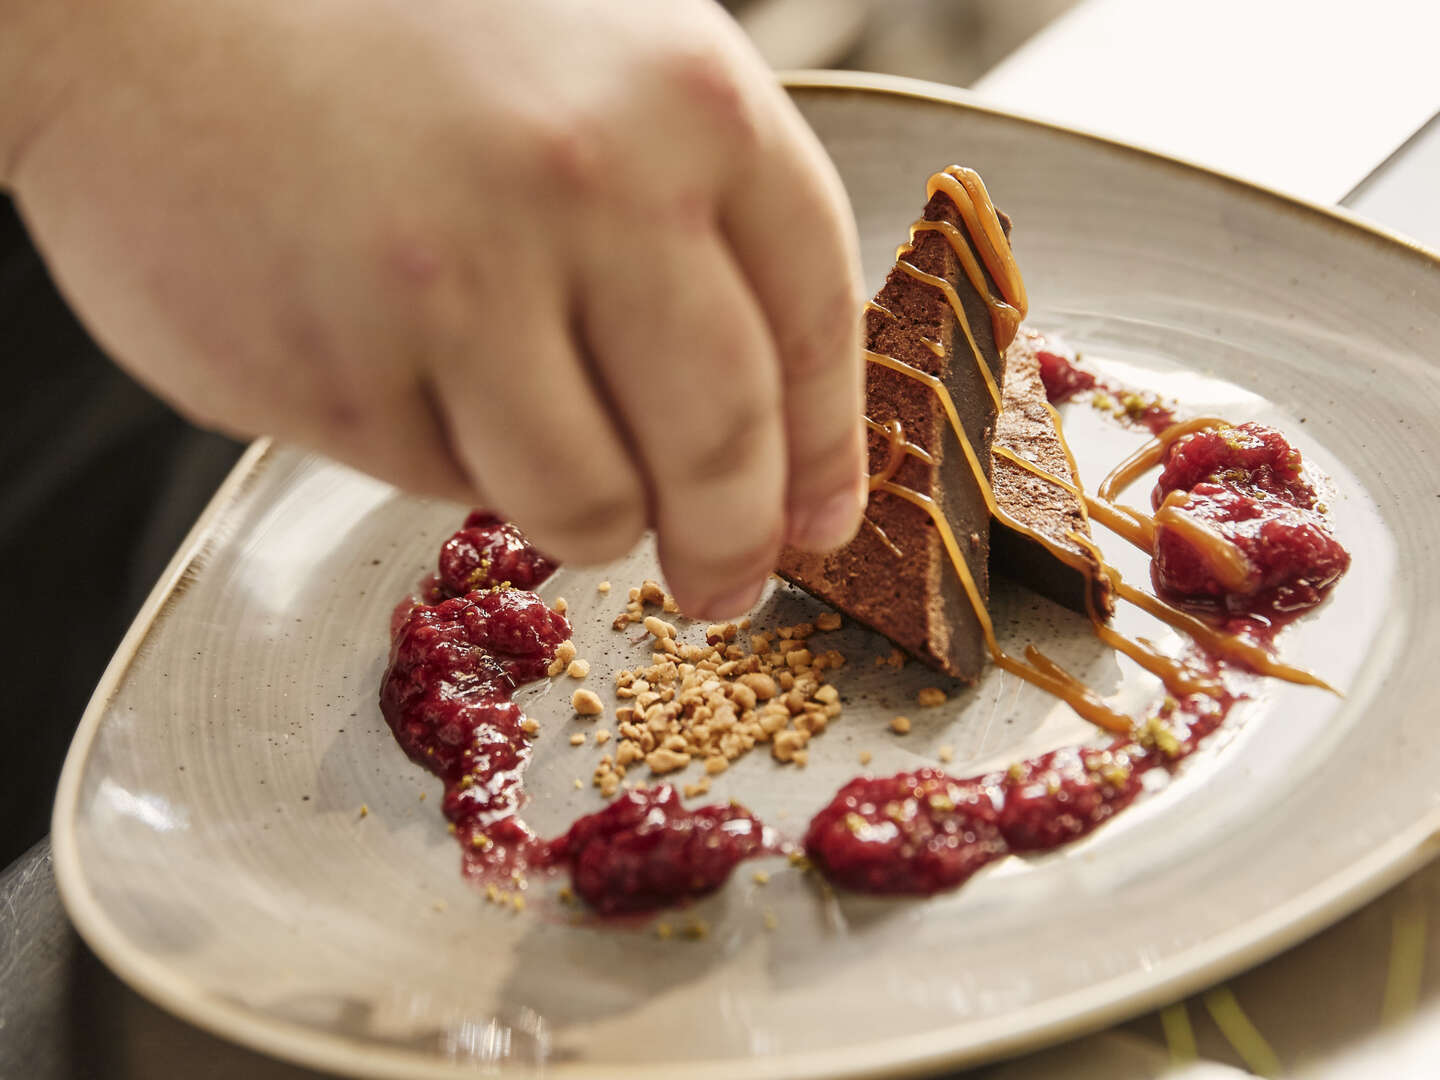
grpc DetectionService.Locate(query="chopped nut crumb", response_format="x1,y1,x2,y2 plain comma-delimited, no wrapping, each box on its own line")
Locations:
938,744,955,763
569,732,586,746
588,610,845,794
752,870,770,885
572,688,604,716
521,718,540,736
890,715,912,735
418,791,427,801
573,778,583,789
432,899,447,912
640,580,666,606
916,687,948,707
554,597,568,614
643,615,677,640
815,611,842,631
597,581,612,593
655,921,673,940
567,658,591,679
512,893,526,912
682,918,709,940
594,729,611,744
682,777,711,799
556,641,578,666
858,750,872,765
646,747,691,774
358,804,369,818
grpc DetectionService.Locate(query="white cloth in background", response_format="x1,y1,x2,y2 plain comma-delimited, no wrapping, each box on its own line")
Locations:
973,0,1440,204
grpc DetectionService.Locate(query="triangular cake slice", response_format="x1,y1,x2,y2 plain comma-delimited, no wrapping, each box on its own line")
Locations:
778,170,1113,680
776,184,1007,682
991,328,1115,618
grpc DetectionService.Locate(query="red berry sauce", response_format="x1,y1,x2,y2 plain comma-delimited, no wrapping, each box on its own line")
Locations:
806,745,1149,894
1152,424,1350,614
1025,330,1177,435
544,786,772,914
382,514,769,909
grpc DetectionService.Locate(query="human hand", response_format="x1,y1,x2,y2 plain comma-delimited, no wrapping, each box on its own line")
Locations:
2,0,865,618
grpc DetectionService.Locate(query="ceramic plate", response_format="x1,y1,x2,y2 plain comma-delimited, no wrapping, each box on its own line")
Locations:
53,73,1440,1079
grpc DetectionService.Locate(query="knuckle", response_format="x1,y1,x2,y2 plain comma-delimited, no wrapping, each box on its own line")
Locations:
531,112,610,199
658,43,760,154
791,416,863,483
523,482,647,564
658,382,780,486
782,289,864,384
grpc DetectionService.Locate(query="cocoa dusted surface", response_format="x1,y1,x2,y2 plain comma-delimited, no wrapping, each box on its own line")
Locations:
777,189,1007,681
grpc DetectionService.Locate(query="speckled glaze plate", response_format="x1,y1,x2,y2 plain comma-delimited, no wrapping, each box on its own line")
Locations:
53,72,1440,1079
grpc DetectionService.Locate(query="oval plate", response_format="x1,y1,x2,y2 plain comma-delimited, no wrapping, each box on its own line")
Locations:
53,72,1440,1079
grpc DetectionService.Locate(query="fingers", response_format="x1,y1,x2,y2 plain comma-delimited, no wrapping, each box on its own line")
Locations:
579,225,785,619
432,282,648,566
719,84,867,553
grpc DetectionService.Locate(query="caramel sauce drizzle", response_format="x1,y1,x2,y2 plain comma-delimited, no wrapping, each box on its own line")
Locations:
925,166,1029,335
863,516,905,559
1098,417,1229,502
909,220,1022,350
890,262,1004,411
855,167,1333,734
1152,492,1255,593
865,299,946,357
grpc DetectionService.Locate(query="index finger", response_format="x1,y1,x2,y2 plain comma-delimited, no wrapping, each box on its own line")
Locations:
719,83,867,553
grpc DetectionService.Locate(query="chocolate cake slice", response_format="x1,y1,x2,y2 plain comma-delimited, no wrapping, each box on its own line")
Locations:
776,187,1007,682
992,328,1115,618
778,173,1115,680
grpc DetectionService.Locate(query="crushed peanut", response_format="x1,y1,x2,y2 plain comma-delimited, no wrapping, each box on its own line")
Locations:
554,597,568,614
591,607,846,795
520,718,540,737
890,715,912,735
858,750,872,765
594,728,611,744
572,688,604,716
938,744,955,763
567,658,591,679
682,777,711,799
916,687,948,707
548,640,579,676
597,581,611,594
569,732,586,746
815,611,842,632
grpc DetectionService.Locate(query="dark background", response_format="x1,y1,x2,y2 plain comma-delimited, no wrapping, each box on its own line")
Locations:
0,196,242,866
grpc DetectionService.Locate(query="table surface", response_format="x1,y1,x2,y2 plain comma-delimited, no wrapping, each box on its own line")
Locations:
6,86,1440,1080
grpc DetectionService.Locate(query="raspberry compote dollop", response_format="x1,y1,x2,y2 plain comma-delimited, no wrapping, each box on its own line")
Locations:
543,786,770,914
805,748,1145,895
381,517,569,875
1151,423,1350,612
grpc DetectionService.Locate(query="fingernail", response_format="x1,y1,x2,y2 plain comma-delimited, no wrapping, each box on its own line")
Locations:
787,488,864,552
701,579,767,621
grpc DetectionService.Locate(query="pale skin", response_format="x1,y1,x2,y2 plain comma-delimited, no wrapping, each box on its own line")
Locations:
0,0,865,618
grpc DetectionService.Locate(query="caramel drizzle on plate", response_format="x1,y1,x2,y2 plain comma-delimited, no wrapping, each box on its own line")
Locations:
857,168,1334,734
